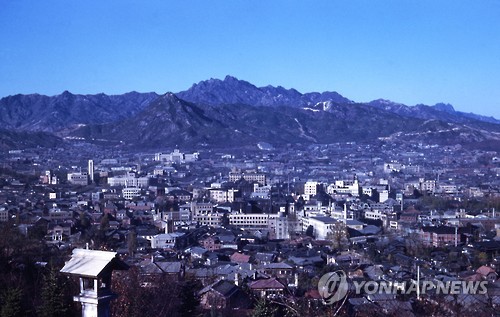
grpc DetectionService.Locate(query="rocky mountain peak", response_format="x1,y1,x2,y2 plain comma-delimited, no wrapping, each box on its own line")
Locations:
432,103,455,113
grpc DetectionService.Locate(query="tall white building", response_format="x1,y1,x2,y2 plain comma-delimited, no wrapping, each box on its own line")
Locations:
419,178,436,193
379,190,389,203
88,160,94,183
304,181,319,197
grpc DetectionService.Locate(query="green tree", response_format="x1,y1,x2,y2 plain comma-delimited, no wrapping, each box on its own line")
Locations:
178,276,202,317
79,211,91,228
305,225,314,238
99,213,110,231
38,269,70,317
326,221,349,250
1,287,23,317
476,252,488,267
127,228,137,257
111,267,142,317
112,267,182,317
251,298,278,317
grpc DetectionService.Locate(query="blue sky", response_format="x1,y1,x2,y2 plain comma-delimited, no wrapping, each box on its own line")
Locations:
1,1,499,118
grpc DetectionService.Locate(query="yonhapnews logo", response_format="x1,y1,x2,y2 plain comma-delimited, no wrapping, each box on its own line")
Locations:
317,270,349,304
318,270,489,305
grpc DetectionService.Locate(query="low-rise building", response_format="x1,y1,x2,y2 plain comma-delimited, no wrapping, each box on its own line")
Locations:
122,187,142,200
154,149,199,163
107,172,150,188
67,172,89,186
304,216,341,240
419,226,461,247
151,232,185,249
229,169,266,185
0,207,8,222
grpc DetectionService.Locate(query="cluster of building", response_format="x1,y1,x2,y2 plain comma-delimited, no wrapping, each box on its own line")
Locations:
1,142,499,315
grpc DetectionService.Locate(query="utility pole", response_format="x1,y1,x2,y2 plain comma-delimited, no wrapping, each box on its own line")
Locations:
417,265,420,300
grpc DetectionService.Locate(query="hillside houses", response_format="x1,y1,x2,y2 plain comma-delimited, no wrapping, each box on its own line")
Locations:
1,142,499,316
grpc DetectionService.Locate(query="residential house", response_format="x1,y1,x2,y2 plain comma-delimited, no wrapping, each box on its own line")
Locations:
230,252,251,264
259,262,293,279
248,278,286,298
476,265,498,283
47,223,72,242
419,226,462,247
199,279,251,310
151,232,185,249
199,235,222,251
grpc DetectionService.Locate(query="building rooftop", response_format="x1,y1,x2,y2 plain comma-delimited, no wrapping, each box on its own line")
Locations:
311,216,338,224
60,248,128,278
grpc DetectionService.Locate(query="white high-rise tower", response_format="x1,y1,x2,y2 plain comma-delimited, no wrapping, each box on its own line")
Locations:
88,160,94,183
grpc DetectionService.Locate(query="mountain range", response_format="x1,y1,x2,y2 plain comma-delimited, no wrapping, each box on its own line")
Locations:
0,75,499,150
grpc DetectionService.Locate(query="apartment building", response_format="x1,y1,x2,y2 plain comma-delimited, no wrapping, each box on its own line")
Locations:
229,213,289,239
304,181,319,197
67,172,89,186
209,188,238,203
107,172,150,188
122,187,142,200
229,169,267,185
302,216,342,240
154,149,199,163
326,178,360,197
194,211,225,227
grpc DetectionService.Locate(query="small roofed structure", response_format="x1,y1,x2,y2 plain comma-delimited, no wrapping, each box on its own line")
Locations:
248,277,286,298
60,248,128,317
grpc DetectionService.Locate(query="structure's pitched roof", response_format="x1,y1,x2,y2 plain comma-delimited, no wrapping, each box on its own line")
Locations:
200,279,235,295
140,262,164,275
304,289,323,299
310,216,337,224
60,248,128,277
255,252,275,262
249,278,285,290
421,225,456,234
155,261,182,273
212,280,239,297
476,265,496,277
462,272,483,282
346,219,364,226
260,262,293,270
230,252,251,263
